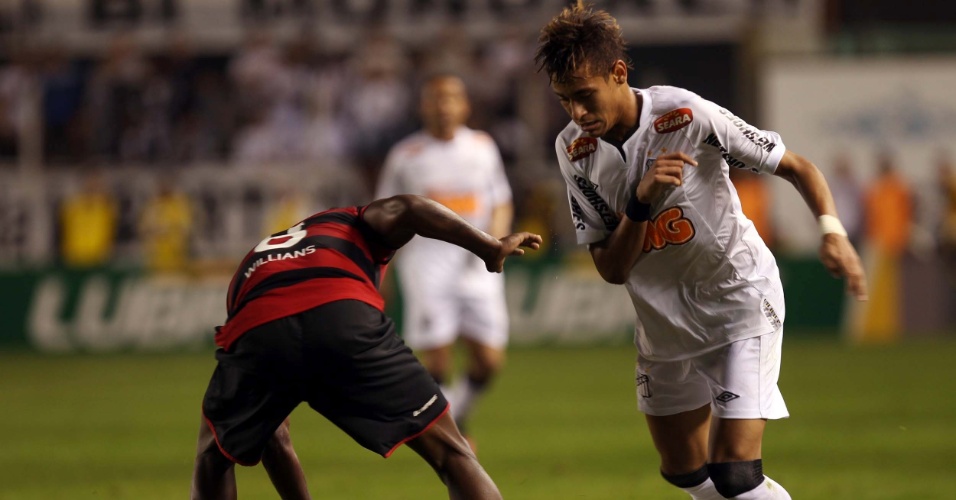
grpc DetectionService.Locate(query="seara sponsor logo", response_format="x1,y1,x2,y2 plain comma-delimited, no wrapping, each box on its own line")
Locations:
654,108,694,134
566,137,597,162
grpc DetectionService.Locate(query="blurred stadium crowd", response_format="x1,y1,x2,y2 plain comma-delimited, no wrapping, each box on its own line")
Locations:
1,0,956,281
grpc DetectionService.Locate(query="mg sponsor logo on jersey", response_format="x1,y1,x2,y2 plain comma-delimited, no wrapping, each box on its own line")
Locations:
717,108,777,153
653,108,694,134
702,133,751,171
566,137,597,162
572,175,619,231
642,207,696,252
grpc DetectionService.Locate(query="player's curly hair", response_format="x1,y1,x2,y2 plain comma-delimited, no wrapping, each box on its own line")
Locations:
534,3,632,84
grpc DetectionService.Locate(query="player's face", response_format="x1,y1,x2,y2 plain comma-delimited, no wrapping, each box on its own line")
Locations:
551,64,628,139
420,76,470,138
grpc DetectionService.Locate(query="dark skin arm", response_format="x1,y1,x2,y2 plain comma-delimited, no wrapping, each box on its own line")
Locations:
362,194,542,272
773,150,868,300
590,152,697,284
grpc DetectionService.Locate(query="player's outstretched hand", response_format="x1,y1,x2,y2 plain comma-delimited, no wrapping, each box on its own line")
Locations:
484,232,543,273
636,152,698,203
820,233,868,300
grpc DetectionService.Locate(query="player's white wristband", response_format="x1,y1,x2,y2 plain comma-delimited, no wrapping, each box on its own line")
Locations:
818,214,848,237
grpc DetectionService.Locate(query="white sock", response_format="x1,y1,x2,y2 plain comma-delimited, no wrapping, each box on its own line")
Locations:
732,476,792,499
439,384,457,412
448,376,488,426
682,477,725,500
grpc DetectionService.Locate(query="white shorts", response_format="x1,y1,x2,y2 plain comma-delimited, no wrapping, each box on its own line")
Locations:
400,277,509,351
635,330,789,419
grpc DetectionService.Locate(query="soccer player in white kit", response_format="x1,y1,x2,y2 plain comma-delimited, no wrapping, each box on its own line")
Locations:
376,74,514,442
535,5,867,500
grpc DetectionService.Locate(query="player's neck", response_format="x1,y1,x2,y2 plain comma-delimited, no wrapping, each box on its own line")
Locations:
603,89,641,147
427,125,457,141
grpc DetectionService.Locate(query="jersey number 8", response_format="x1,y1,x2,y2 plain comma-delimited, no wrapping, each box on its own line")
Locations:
253,223,307,253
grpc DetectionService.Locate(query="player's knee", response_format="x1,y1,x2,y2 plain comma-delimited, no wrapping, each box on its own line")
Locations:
469,351,505,381
707,459,764,498
266,420,293,452
661,464,709,489
195,441,233,473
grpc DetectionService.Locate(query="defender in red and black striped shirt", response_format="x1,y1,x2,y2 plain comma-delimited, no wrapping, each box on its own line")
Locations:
192,195,541,500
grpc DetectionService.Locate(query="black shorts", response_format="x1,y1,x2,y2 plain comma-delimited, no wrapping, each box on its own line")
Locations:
201,300,449,465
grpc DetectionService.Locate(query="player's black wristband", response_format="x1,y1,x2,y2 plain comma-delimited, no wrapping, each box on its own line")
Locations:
625,195,651,222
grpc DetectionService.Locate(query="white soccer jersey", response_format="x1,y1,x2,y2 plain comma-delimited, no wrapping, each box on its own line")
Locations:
556,86,787,361
376,126,513,298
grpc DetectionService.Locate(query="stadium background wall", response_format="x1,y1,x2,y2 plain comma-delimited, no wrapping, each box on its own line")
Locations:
0,256,860,352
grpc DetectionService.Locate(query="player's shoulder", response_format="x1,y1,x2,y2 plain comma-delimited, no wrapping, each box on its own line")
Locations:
388,131,431,159
555,122,599,171
460,126,497,146
645,85,706,114
644,86,716,136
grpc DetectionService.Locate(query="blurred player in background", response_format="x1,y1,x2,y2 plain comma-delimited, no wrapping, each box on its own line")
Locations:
191,195,541,499
535,4,866,500
376,74,514,444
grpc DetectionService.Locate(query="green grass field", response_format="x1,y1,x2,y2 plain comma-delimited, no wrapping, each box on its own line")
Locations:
2,336,955,499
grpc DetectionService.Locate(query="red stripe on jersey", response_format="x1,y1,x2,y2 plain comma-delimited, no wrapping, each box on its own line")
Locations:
216,205,394,351
233,246,371,314
313,221,379,263
215,277,385,351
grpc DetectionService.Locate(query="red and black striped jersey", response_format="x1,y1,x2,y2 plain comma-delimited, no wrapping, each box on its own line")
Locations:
215,205,395,351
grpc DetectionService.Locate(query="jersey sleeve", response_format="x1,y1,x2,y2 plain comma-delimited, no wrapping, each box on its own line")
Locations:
555,139,613,246
688,96,786,175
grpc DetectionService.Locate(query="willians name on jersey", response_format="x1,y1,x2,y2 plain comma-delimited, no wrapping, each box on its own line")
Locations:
243,246,317,278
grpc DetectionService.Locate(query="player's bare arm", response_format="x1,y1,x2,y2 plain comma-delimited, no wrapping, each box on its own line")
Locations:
363,195,542,272
773,150,868,300
590,152,697,284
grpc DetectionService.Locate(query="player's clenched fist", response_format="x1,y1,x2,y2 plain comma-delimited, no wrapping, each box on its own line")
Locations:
484,232,543,272
636,152,698,204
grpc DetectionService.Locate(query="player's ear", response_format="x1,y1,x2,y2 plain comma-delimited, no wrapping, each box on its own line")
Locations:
610,60,628,85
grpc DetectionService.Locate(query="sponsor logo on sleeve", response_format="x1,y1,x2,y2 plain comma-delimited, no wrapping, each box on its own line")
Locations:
642,207,696,252
703,133,753,172
653,108,694,134
569,195,586,230
572,175,619,231
566,137,598,162
717,108,777,153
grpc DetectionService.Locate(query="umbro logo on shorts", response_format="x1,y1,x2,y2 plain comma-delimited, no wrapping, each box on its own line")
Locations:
412,394,438,417
716,391,740,403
